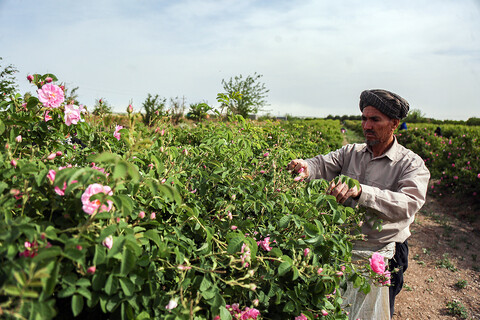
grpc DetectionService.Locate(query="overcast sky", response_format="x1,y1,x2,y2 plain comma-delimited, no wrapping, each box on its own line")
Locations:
1,0,479,120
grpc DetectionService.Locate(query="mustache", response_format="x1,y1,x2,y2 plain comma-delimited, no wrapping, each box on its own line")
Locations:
363,130,376,135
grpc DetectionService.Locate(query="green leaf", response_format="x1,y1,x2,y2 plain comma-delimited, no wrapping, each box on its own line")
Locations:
107,236,125,258
72,294,84,317
219,306,233,320
120,247,135,276
93,245,106,265
227,235,245,254
119,277,135,296
57,286,76,298
105,274,118,295
94,152,119,164
112,194,134,216
200,276,212,292
283,300,295,313
278,261,292,276
92,273,106,291
62,247,85,262
113,161,129,180
40,260,59,300
144,229,161,247
3,285,21,296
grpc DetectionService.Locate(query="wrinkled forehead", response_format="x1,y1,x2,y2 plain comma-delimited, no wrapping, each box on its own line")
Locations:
361,106,390,120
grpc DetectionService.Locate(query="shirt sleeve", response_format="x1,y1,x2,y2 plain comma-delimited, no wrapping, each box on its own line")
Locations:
356,159,430,223
304,146,346,181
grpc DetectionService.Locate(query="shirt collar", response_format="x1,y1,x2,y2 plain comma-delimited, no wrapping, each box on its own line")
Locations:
362,136,400,161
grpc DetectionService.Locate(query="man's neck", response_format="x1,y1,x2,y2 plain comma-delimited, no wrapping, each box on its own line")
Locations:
371,136,395,157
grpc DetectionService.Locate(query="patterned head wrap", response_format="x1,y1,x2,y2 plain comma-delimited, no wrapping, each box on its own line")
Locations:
359,89,410,119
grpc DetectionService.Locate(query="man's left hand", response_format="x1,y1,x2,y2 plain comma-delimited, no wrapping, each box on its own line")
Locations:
327,178,362,204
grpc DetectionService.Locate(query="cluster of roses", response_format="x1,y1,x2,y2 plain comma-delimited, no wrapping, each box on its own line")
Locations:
30,75,86,126
369,252,391,286
222,303,261,320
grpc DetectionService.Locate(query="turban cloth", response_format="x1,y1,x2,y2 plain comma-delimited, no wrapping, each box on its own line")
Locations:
359,89,410,119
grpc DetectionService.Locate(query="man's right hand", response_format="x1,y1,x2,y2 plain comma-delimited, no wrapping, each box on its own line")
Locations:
287,159,309,178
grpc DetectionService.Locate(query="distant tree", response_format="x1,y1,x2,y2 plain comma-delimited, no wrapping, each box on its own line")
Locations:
141,94,167,126
220,73,269,117
404,108,426,123
92,98,112,116
466,117,480,126
64,86,81,105
168,96,186,125
0,57,18,102
187,102,212,122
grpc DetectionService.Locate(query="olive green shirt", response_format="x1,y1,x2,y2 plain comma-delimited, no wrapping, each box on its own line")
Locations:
305,137,430,245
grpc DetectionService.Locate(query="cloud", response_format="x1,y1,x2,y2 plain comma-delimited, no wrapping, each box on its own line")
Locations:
1,0,479,119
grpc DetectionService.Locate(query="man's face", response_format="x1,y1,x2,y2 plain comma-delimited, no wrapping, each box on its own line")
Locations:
361,106,399,147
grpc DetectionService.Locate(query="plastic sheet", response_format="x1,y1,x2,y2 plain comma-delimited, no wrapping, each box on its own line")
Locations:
342,242,395,320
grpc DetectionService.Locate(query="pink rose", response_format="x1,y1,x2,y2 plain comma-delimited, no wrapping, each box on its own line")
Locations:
10,159,17,167
27,75,34,82
321,309,328,316
304,248,310,257
45,77,53,83
242,307,260,319
102,235,113,249
44,110,53,122
87,266,96,274
37,83,65,108
165,299,178,310
15,135,22,143
47,153,56,160
150,212,156,219
47,169,56,184
81,183,114,215
113,125,123,141
139,211,145,219
257,237,272,252
64,104,84,126
369,252,386,275
295,314,308,320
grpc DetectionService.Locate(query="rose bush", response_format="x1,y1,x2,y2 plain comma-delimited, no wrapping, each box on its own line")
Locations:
0,74,373,320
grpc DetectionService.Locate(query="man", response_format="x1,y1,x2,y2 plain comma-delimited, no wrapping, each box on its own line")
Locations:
287,89,430,318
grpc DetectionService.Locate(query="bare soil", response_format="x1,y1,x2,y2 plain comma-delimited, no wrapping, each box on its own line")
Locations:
394,195,480,319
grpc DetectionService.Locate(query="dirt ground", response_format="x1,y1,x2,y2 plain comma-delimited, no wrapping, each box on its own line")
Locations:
393,194,480,319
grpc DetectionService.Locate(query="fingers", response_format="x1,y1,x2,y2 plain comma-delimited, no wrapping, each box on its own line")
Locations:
287,159,308,176
328,180,358,204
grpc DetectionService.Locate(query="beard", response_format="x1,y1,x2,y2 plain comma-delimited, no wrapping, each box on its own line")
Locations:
364,130,380,146
366,139,380,146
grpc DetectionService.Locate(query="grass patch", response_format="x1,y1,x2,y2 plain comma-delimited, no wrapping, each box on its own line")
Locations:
436,253,457,272
446,300,468,319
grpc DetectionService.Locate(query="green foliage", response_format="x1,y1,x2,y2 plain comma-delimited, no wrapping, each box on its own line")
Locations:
0,57,19,102
454,279,468,290
403,108,426,123
141,93,166,126
446,299,468,319
187,102,212,122
92,98,112,116
436,253,457,272
395,123,480,198
220,73,269,117
0,74,376,319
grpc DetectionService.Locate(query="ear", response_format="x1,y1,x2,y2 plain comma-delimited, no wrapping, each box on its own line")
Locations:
391,119,400,131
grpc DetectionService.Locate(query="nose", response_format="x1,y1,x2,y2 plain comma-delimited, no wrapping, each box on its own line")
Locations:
362,120,373,130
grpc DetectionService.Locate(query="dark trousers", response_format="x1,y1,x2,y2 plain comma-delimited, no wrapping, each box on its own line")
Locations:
388,240,409,318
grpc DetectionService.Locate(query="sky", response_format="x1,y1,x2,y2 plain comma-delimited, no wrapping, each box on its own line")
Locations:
1,0,480,120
